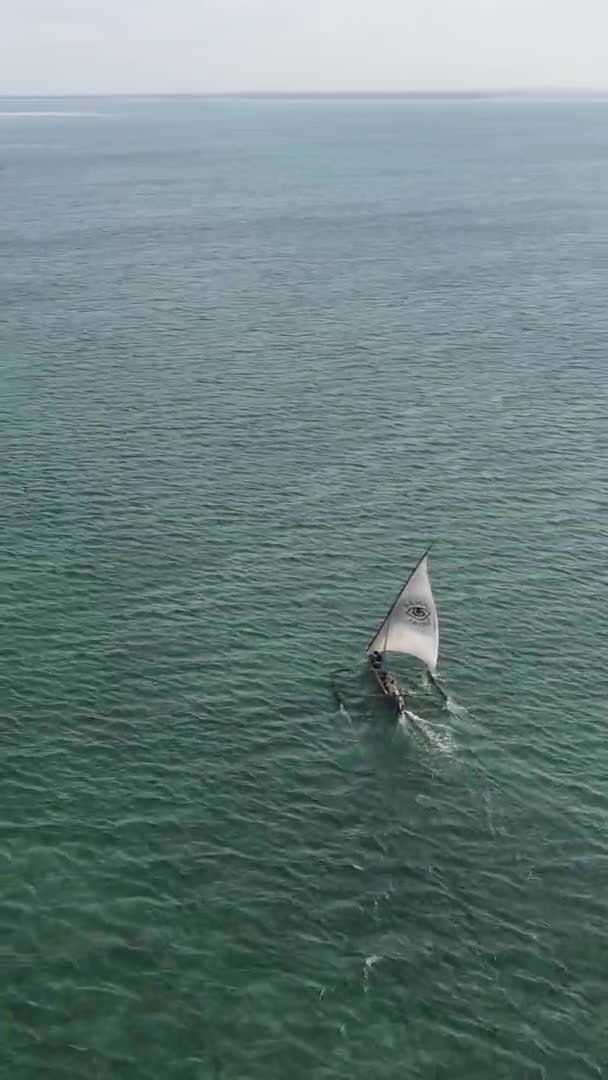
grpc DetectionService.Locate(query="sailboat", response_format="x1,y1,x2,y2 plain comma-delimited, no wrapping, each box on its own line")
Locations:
367,547,440,715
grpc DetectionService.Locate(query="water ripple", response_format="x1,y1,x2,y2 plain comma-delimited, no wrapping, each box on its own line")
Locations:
2,97,608,1079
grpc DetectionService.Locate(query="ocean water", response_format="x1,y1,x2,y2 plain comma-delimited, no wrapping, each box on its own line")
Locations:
1,95,608,1079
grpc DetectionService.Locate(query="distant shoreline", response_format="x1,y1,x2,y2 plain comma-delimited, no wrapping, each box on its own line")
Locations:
1,89,608,101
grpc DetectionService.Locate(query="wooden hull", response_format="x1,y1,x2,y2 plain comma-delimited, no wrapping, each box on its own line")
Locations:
370,663,407,714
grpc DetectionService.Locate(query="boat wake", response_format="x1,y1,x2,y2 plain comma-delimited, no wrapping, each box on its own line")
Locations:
399,707,456,755
444,696,474,723
337,701,354,726
363,954,382,990
422,672,472,724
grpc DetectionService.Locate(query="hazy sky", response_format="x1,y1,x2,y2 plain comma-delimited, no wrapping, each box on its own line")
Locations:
1,0,607,96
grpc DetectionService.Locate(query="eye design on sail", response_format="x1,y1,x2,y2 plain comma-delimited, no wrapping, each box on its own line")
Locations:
405,603,430,623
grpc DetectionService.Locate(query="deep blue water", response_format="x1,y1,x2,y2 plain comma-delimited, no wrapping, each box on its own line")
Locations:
1,96,608,1079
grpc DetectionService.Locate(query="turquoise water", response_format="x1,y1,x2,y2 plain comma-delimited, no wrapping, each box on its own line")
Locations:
2,96,608,1079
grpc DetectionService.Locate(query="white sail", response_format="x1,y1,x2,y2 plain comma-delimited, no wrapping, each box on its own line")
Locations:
367,552,439,672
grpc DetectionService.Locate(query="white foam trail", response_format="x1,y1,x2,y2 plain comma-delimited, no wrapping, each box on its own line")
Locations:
422,672,473,721
363,954,382,990
338,702,353,725
445,696,474,722
400,708,456,754
421,671,432,693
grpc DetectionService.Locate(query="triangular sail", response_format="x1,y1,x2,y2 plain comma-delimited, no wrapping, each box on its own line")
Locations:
367,551,439,673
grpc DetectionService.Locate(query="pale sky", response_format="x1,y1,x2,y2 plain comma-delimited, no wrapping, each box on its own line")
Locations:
1,0,607,96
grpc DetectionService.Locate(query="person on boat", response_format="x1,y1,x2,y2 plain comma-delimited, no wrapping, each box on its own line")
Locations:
383,672,399,696
381,668,407,707
369,651,407,708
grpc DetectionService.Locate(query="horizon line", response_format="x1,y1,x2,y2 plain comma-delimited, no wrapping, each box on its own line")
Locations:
1,87,608,100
